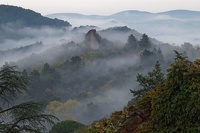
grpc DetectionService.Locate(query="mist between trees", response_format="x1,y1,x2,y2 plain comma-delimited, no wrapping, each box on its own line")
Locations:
0,24,199,128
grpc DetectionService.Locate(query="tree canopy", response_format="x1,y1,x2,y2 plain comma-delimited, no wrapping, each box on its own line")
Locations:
50,120,85,133
87,52,200,133
149,53,200,132
131,61,164,100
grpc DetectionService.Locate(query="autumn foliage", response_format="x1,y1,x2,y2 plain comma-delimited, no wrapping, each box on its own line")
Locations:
88,52,200,132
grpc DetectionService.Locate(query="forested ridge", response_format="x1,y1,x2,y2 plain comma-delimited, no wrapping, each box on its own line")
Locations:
0,5,71,43
0,7,200,131
0,5,71,27
0,28,199,133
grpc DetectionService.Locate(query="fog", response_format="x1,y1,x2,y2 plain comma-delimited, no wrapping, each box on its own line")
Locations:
58,18,125,29
0,24,71,50
75,89,133,124
0,24,96,66
47,10,200,45
2,26,141,124
2,19,200,126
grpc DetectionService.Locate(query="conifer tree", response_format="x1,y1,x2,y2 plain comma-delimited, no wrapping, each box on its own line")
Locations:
0,64,57,133
139,34,151,50
131,61,164,100
124,34,138,51
150,52,200,132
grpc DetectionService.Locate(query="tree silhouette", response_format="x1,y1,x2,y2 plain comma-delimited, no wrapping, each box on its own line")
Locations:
124,34,138,51
131,61,164,100
139,34,151,50
0,64,58,133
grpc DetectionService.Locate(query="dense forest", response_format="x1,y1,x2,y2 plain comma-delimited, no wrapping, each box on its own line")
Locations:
0,5,71,27
0,5,200,133
0,5,71,43
86,52,200,132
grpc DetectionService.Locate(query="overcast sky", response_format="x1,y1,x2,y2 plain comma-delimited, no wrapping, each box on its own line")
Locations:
1,0,200,15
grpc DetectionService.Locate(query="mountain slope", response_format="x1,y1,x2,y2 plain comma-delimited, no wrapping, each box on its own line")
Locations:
0,5,71,27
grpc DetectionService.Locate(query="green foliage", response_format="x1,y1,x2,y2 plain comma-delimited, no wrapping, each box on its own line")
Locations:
140,48,165,66
28,63,61,102
71,56,82,65
150,54,200,132
42,63,53,75
64,56,83,71
153,47,164,63
174,50,187,60
140,49,156,63
0,65,28,103
131,61,164,100
0,64,58,133
88,53,200,133
50,120,85,133
124,34,138,51
139,34,151,50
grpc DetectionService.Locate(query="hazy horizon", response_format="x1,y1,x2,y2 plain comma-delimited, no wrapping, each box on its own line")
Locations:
1,0,200,15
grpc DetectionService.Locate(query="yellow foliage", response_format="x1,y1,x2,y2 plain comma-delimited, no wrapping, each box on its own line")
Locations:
47,100,62,114
86,91,93,97
62,99,80,111
46,99,81,120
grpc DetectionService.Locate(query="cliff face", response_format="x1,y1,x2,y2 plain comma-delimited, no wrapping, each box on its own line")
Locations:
85,29,100,50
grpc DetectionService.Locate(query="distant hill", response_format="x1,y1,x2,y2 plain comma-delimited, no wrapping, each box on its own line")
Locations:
47,10,200,44
47,13,106,20
0,5,71,27
158,10,200,18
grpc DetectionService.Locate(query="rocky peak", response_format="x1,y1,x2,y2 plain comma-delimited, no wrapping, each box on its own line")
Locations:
85,29,101,50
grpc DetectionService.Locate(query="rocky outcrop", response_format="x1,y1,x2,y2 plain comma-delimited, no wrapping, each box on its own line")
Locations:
85,29,100,50
84,29,115,51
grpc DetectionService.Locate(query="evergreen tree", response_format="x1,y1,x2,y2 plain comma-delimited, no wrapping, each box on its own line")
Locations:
157,48,164,61
153,47,165,63
146,52,200,132
42,63,53,75
29,70,41,93
139,34,151,50
124,34,138,51
0,64,57,133
140,49,157,66
131,61,164,100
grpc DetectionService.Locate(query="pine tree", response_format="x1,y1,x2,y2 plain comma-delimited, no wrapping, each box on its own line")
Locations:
131,61,164,100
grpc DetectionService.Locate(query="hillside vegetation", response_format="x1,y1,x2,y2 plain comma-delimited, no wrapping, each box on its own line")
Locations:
87,52,200,132
1,6,200,131
0,5,71,27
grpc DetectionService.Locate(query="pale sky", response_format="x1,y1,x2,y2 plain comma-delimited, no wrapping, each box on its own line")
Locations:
0,0,200,15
